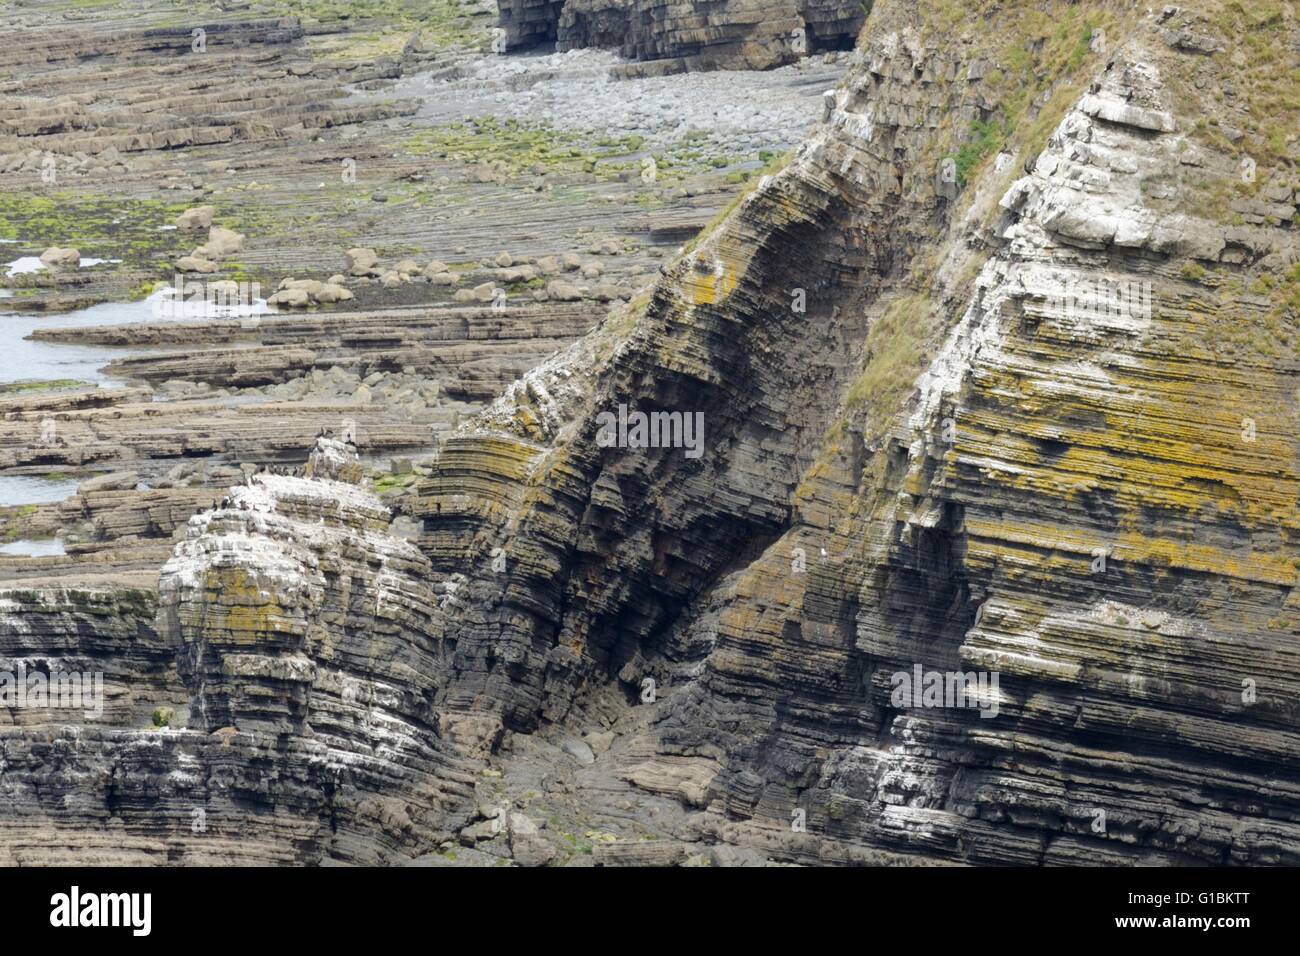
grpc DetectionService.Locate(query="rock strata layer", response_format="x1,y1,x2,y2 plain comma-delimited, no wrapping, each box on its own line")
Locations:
3,0,1299,866
2,439,476,864
421,0,1300,864
504,0,866,69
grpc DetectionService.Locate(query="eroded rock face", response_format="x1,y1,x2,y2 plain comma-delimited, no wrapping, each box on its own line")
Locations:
160,442,433,736
0,439,476,864
500,0,568,50
3,0,1298,867
503,0,866,68
556,0,633,53
150,438,475,858
418,0,1300,865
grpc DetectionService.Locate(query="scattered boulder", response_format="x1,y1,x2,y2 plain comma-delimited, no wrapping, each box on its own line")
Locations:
591,282,622,302
175,205,215,230
505,813,556,866
511,832,557,867
546,279,582,301
267,287,310,307
165,460,203,486
39,247,80,268
267,276,352,306
345,247,381,277
458,819,499,846
77,471,138,494
194,225,245,260
175,255,217,274
279,278,323,298
561,737,595,765
315,283,353,303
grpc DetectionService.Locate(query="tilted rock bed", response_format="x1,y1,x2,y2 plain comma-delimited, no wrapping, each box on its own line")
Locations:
2,0,1299,866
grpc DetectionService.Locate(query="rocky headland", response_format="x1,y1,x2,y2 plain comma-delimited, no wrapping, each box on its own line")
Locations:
1,0,1298,867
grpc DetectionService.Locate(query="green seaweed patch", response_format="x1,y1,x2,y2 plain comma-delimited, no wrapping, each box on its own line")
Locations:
405,117,657,180
289,0,492,57
0,379,91,395
0,193,199,270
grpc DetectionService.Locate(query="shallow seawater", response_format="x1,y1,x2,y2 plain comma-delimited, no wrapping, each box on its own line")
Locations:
0,300,153,385
0,288,271,385
0,475,80,507
0,538,65,557
5,256,115,277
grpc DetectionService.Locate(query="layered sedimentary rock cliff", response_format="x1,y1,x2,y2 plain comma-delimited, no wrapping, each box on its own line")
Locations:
416,0,1300,864
503,0,866,68
3,0,1298,866
1,439,476,864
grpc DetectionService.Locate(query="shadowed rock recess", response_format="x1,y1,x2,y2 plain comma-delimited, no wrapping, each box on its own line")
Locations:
503,0,867,68
2,0,1299,866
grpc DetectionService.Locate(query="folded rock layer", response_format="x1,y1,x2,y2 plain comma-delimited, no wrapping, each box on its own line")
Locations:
2,0,1298,866
419,0,1300,864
